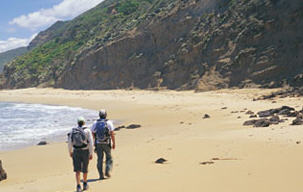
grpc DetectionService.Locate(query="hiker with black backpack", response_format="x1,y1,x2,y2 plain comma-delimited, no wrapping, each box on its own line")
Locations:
68,117,93,192
91,109,116,180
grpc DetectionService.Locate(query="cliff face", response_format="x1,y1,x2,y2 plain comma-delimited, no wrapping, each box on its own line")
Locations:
2,0,303,90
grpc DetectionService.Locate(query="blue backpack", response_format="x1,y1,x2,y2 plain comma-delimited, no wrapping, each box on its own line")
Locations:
95,119,110,144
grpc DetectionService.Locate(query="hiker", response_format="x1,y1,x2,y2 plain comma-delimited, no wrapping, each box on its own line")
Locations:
91,109,116,180
68,117,93,192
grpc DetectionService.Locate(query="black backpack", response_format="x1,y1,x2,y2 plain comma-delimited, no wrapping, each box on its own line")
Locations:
71,127,88,148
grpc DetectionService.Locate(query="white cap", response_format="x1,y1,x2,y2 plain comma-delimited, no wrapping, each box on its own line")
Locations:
77,117,85,123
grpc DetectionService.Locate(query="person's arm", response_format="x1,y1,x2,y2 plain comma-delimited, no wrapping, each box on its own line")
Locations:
87,129,94,160
91,122,96,143
67,132,73,158
108,121,116,150
110,131,115,150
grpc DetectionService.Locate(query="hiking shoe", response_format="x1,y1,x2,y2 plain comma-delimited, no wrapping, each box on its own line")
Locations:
99,176,105,180
83,182,89,191
76,185,82,192
105,172,111,178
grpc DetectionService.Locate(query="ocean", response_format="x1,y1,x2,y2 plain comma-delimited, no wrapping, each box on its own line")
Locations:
0,102,97,151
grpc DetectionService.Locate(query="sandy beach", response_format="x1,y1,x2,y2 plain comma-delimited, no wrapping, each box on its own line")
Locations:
0,88,303,192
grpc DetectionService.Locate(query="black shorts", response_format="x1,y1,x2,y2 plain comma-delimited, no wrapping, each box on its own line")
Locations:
73,149,89,173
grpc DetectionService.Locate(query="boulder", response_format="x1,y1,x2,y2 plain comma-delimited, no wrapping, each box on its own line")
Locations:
243,119,271,127
0,160,7,181
254,119,271,127
291,117,303,125
269,115,281,124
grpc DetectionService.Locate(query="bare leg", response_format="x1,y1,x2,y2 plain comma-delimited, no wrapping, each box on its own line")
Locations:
76,172,81,185
83,172,88,183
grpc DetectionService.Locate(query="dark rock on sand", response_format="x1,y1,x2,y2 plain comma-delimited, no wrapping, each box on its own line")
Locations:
126,124,141,129
37,141,48,145
243,119,271,127
203,114,210,119
296,141,301,144
221,107,227,110
0,160,7,181
155,158,167,164
249,114,257,118
200,161,214,165
115,125,125,131
257,106,295,117
256,88,303,100
291,117,303,125
254,119,271,127
269,115,282,124
245,110,254,115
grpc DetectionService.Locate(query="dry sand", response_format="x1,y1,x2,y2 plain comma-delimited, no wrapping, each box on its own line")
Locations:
0,88,303,192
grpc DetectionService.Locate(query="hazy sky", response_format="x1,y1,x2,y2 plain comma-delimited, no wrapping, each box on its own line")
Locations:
0,0,104,53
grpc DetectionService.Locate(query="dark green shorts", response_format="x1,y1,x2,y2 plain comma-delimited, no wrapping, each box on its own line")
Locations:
73,149,89,173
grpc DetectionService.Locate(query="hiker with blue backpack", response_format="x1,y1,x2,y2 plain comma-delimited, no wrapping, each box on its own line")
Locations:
68,117,94,192
91,109,116,180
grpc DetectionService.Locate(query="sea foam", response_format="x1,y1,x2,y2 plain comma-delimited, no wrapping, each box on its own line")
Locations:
0,102,97,151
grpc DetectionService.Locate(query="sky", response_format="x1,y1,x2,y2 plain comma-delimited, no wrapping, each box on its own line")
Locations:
0,0,104,53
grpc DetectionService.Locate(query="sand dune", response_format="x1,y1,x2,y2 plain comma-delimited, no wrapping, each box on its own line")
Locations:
0,88,303,192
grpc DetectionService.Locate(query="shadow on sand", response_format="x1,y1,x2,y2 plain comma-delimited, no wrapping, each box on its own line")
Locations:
81,178,107,183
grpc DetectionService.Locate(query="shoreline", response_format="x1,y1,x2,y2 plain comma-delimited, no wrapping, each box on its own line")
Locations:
0,101,100,152
0,88,303,192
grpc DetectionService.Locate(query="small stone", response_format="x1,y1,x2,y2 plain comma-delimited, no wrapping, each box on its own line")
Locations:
203,114,210,119
296,141,301,144
37,141,48,145
200,161,214,165
245,110,254,115
155,158,167,164
221,107,227,110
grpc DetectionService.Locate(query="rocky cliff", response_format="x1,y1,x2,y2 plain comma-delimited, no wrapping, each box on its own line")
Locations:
1,0,303,90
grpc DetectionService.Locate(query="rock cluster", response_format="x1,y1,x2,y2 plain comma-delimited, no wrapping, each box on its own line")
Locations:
243,106,303,127
255,87,303,100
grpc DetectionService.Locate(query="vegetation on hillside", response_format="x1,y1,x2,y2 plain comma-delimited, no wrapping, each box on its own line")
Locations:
0,47,27,72
2,0,302,89
4,0,175,86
